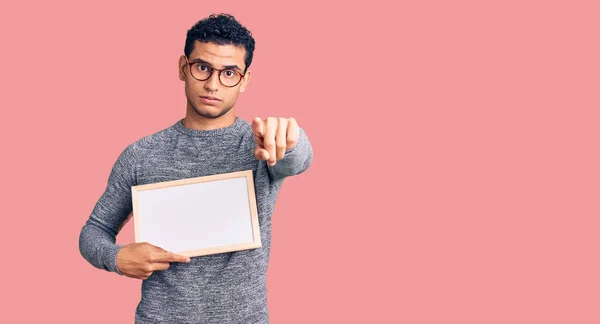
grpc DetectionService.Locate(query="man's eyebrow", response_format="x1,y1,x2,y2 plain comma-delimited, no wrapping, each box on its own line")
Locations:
189,58,243,72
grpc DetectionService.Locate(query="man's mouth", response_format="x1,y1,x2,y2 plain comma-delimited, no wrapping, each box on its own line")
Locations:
199,96,221,104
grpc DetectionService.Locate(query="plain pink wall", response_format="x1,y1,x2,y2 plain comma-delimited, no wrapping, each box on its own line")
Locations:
1,0,598,323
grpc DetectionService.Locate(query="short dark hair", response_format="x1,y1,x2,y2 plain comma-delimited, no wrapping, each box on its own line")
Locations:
184,13,255,73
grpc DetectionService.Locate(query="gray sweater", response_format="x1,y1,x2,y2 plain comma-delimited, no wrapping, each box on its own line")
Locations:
79,117,313,323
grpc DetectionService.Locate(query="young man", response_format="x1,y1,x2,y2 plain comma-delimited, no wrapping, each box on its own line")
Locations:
79,13,313,323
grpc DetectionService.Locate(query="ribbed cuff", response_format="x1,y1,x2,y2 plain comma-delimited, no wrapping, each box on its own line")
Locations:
266,127,312,178
104,244,126,275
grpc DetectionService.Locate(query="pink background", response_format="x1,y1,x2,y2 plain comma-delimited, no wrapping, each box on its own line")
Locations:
1,0,599,323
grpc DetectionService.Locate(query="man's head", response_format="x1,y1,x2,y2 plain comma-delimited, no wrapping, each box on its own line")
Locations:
179,14,255,120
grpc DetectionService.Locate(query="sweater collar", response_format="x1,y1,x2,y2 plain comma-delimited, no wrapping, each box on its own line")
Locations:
173,117,245,137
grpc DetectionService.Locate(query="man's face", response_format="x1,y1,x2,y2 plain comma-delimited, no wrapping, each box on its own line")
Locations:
179,41,251,119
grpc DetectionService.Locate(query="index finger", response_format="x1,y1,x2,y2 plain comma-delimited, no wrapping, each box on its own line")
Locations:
251,117,264,137
152,252,191,263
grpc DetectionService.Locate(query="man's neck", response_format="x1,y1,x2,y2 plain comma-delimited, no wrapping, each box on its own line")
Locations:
183,109,237,131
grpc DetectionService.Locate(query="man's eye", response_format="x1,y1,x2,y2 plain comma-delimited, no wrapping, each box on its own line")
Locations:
196,64,209,71
223,70,236,78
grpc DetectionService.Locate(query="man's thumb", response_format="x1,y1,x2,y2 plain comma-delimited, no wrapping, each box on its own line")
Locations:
255,148,269,160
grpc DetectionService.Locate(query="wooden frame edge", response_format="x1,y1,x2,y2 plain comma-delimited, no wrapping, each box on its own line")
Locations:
246,171,262,247
132,186,141,243
131,170,252,192
176,241,262,258
130,169,262,256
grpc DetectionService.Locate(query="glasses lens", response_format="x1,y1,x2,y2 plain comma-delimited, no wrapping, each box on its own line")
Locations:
191,63,212,81
220,70,242,87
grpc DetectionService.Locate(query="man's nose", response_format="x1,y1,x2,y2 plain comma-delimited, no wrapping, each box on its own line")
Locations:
204,71,220,91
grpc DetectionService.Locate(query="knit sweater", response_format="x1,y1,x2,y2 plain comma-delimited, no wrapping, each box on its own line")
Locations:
79,117,313,323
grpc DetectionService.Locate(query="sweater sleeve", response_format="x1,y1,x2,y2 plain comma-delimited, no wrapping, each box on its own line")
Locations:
267,126,313,180
78,144,137,275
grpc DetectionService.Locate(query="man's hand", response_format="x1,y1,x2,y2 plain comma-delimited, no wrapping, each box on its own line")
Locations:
116,242,190,280
252,117,299,166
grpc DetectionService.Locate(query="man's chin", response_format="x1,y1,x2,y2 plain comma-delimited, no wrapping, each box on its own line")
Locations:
191,104,228,119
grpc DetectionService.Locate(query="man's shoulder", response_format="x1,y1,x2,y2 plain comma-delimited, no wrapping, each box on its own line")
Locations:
133,124,175,149
118,121,179,161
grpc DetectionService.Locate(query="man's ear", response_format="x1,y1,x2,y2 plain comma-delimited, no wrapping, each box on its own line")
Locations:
239,69,251,93
178,55,187,81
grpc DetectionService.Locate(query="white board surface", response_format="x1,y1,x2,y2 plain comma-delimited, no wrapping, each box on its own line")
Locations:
131,170,261,257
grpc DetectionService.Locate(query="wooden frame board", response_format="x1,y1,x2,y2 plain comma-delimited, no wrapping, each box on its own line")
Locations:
131,170,261,257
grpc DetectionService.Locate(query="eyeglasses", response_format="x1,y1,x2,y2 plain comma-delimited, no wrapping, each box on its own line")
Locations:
185,56,245,88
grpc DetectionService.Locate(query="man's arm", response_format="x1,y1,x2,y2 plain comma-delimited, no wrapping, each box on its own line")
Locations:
78,145,136,275
251,117,313,180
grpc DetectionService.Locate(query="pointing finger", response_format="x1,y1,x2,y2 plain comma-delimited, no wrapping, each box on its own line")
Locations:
251,117,264,137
